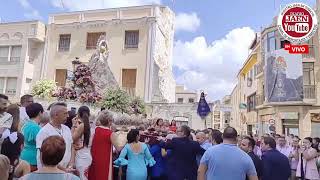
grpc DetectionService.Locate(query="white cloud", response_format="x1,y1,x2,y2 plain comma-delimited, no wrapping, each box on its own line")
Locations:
173,27,255,100
175,12,200,32
25,10,43,20
18,0,43,20
50,0,161,10
19,0,31,9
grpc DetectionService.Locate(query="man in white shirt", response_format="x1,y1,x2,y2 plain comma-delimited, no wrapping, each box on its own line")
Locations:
19,94,34,127
36,102,75,172
0,94,12,129
276,136,292,157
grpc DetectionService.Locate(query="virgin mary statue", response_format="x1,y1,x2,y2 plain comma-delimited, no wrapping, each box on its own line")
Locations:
88,35,118,93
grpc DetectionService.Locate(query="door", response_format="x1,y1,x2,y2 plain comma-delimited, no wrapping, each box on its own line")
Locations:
55,69,67,87
282,119,299,136
122,69,136,96
283,125,299,136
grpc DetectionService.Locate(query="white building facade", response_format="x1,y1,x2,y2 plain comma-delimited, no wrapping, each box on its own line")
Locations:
0,21,46,101
42,5,176,103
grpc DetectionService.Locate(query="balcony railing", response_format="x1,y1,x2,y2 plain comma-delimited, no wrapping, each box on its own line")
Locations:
10,57,20,62
302,45,316,59
122,87,136,97
255,62,264,76
255,94,265,106
6,89,16,95
0,60,20,65
304,85,316,99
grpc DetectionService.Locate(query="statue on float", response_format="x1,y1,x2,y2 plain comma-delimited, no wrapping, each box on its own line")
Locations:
88,35,118,93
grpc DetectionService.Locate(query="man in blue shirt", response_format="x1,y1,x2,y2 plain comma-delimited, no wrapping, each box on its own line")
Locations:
196,132,212,165
260,136,291,180
198,127,258,180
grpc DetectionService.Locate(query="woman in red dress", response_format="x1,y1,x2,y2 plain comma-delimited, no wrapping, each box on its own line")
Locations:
88,110,120,180
169,120,177,132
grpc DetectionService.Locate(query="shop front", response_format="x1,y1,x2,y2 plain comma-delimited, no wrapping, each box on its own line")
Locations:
258,107,276,136
278,112,299,136
311,113,320,137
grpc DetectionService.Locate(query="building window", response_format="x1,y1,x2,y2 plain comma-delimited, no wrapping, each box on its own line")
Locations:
247,93,256,112
87,32,105,49
267,31,276,52
125,30,139,48
0,77,4,93
6,77,17,95
0,46,9,62
303,63,315,85
58,34,71,52
29,24,37,36
188,98,194,103
26,78,32,83
177,98,183,103
10,46,21,62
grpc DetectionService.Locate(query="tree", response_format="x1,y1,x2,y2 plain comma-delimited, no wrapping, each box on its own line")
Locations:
31,79,57,99
101,88,131,113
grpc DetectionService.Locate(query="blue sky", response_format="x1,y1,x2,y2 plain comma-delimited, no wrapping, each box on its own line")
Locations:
0,0,316,100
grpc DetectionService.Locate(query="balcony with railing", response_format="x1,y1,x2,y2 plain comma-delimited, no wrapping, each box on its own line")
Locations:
0,57,20,65
10,57,20,63
255,94,265,106
304,85,316,99
255,62,264,77
6,89,16,95
122,87,136,97
255,85,315,106
302,45,316,59
28,22,45,42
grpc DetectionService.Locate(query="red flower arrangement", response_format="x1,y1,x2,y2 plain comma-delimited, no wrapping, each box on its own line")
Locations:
73,64,93,87
52,60,102,104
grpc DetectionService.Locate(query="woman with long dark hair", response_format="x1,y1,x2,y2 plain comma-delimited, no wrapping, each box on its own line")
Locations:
154,118,164,131
169,120,177,133
1,131,30,179
72,106,92,180
114,129,155,180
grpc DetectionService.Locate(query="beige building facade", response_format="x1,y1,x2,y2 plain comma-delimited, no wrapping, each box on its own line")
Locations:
175,85,198,103
41,5,175,103
212,96,232,131
255,17,320,138
236,34,260,135
231,12,320,137
0,21,46,101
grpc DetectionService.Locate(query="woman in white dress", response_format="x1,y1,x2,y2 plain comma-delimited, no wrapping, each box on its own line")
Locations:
72,106,92,180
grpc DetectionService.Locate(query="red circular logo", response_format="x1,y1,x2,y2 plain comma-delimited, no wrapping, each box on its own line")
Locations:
278,3,318,43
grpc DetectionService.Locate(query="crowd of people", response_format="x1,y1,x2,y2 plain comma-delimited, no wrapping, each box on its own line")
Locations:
1,93,320,180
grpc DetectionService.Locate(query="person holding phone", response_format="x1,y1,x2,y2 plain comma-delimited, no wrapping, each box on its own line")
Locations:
296,137,320,180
